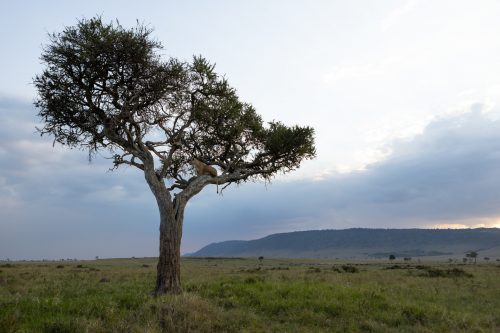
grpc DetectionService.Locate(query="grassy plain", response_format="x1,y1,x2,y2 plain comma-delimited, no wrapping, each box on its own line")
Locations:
0,257,499,332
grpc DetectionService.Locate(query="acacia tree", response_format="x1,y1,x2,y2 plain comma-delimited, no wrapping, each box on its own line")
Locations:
34,17,315,295
465,251,478,264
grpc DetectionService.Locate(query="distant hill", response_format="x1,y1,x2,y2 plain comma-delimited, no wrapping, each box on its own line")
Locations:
190,228,500,259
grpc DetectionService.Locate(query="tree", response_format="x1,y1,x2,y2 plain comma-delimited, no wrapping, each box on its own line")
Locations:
33,17,315,295
465,251,478,264
389,254,396,261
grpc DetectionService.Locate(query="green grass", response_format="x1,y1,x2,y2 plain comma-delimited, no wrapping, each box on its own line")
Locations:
0,258,499,332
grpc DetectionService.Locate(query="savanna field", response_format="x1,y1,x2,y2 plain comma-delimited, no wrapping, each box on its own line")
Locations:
0,258,499,333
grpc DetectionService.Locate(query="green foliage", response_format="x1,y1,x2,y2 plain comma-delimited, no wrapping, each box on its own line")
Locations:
0,258,498,332
34,17,170,149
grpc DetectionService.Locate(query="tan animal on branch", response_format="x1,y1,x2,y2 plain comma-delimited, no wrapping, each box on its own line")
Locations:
191,158,219,193
191,158,217,177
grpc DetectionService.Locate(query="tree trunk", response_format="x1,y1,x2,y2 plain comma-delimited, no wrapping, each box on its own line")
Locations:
143,162,186,295
154,196,186,295
143,160,207,296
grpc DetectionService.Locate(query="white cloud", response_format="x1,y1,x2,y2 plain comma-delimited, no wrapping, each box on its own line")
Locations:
380,0,419,32
3,92,500,257
323,63,382,84
84,185,128,203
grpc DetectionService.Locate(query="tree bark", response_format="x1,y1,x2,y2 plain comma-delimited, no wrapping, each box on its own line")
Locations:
154,195,186,295
142,161,181,295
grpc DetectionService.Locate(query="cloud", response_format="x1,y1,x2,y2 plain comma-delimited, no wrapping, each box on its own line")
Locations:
323,63,383,84
0,94,159,259
185,105,500,246
380,0,419,32
2,94,500,258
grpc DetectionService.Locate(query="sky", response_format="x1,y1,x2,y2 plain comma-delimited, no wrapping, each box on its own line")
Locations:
2,1,500,259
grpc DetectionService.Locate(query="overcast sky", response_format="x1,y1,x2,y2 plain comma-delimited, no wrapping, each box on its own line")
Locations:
1,1,500,259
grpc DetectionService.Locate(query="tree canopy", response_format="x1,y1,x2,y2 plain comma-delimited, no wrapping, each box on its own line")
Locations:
34,17,315,193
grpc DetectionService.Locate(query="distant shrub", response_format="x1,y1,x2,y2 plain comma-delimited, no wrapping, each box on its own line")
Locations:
0,263,14,268
331,266,342,273
416,267,472,278
341,265,359,273
244,277,258,284
415,265,429,270
56,265,64,269
142,264,150,268
384,265,406,270
446,268,473,278
307,267,321,273
266,266,289,271
240,267,262,273
99,277,110,283
389,255,396,261
76,264,84,268
404,257,412,261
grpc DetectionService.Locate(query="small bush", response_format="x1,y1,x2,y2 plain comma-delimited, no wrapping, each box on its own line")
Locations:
0,263,14,268
446,268,473,278
243,267,261,273
56,265,64,269
142,264,149,268
266,266,289,271
417,267,472,278
332,266,342,273
244,277,258,284
415,265,429,270
341,265,359,273
385,265,406,270
307,267,321,273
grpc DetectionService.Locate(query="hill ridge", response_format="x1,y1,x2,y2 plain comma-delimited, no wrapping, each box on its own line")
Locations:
190,228,500,259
